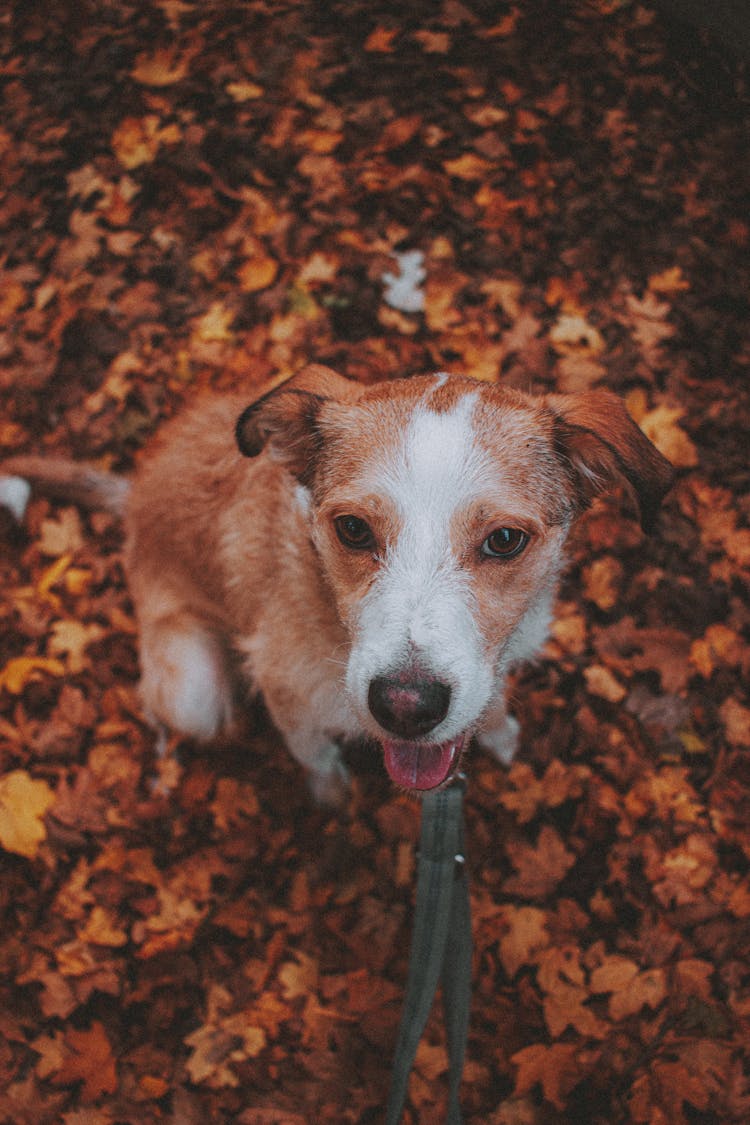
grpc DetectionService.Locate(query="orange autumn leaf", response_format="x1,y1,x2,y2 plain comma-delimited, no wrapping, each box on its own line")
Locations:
640,403,698,468
0,655,66,694
497,906,550,976
132,46,193,87
237,255,279,293
512,1041,588,1111
504,825,577,898
364,26,398,52
53,1021,117,1101
0,770,56,859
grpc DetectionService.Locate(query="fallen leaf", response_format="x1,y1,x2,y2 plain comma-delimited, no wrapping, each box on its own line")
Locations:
512,1041,587,1111
640,403,698,467
53,1022,117,1102
0,655,66,694
0,770,55,858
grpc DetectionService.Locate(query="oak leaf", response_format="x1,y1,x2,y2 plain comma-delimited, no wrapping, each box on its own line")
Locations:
0,769,55,858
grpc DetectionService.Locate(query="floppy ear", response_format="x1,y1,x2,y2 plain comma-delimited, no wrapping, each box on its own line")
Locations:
547,390,674,531
235,364,361,484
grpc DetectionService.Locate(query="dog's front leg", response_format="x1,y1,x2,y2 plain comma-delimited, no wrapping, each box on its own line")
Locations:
259,685,350,807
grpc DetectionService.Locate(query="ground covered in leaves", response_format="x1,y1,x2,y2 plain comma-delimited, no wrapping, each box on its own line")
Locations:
0,1,749,1122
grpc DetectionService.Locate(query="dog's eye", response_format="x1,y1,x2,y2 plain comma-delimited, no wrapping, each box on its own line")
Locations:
481,527,529,559
334,515,376,551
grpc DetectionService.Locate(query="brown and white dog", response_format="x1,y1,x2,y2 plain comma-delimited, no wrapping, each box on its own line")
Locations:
1,367,672,802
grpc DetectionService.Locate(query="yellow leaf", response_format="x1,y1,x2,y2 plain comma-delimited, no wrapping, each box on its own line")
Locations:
649,266,690,294
38,508,83,557
193,301,235,343
584,664,627,703
0,655,66,694
112,115,182,170
237,255,279,293
444,153,493,180
550,312,606,356
48,619,104,674
77,906,128,948
132,47,191,87
640,404,698,468
0,770,55,859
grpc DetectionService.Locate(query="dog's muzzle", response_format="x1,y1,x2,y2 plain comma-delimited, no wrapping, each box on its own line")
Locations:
367,667,464,791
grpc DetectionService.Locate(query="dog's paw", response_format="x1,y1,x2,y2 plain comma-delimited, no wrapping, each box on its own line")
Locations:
476,714,520,766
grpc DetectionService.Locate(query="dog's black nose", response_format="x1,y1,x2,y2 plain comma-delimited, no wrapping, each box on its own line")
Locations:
368,671,451,739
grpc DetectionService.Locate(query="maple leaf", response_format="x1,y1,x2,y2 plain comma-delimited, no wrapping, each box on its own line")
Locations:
504,826,577,899
512,1041,591,1111
497,905,550,977
0,770,55,859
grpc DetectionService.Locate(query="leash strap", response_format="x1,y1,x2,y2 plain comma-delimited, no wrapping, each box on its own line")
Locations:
385,780,471,1125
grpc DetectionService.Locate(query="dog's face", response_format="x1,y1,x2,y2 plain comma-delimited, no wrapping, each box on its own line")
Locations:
237,366,672,790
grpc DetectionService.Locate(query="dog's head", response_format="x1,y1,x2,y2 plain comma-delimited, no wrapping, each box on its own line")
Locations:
238,366,673,790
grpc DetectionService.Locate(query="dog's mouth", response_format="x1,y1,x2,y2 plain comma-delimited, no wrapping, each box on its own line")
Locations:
381,734,466,791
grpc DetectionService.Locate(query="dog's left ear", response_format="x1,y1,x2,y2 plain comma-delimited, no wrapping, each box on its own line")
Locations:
236,364,361,483
547,390,674,531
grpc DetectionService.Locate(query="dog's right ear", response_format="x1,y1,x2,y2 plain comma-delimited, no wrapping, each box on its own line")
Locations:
236,364,361,484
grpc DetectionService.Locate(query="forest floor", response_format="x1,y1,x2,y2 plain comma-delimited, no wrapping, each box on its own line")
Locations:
0,2,749,1122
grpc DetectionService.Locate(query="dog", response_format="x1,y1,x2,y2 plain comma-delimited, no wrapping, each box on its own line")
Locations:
1,366,672,803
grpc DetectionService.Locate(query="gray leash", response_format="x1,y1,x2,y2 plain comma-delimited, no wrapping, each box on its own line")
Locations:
385,777,472,1125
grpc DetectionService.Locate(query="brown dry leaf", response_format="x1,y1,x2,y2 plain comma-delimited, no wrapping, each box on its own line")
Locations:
582,555,623,611
39,507,84,557
504,826,577,899
591,956,667,1020
444,153,494,180
192,301,236,343
649,832,717,907
111,115,182,169
226,80,264,101
210,777,260,831
498,905,550,977
719,697,750,747
584,664,627,703
76,906,128,948
0,769,56,858
53,1022,117,1102
648,265,690,294
537,947,609,1038
414,29,450,53
48,619,105,674
364,26,398,52
549,312,606,356
512,1041,587,1111
690,623,746,677
132,46,193,86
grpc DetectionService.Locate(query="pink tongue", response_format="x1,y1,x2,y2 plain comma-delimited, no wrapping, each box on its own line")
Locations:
383,739,460,790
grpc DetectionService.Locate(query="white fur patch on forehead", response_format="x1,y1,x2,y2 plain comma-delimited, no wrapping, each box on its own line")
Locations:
376,389,489,518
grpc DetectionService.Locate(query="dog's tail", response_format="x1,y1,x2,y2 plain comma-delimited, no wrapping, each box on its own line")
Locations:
0,455,130,521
